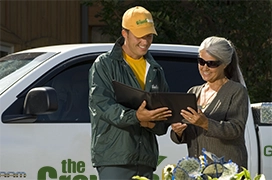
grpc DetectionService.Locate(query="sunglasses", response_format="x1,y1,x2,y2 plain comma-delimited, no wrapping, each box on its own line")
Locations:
197,57,222,68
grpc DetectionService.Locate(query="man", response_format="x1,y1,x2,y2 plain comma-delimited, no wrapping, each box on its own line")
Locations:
89,6,172,179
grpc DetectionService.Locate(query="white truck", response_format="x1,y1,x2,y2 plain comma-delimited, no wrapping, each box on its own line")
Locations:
0,44,271,180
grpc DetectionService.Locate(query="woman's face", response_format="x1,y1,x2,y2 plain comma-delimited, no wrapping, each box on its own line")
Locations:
198,50,226,83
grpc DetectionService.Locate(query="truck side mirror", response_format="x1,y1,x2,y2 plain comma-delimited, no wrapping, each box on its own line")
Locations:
24,87,58,115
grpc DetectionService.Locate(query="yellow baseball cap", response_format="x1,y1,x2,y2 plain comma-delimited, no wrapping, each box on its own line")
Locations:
122,6,158,38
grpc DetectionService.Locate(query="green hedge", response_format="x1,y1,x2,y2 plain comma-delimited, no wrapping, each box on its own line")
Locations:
84,0,272,103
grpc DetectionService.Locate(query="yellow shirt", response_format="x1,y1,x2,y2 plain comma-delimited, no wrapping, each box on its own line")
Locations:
123,52,146,90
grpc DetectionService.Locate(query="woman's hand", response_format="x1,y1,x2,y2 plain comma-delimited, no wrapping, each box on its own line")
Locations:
171,122,187,137
180,107,208,130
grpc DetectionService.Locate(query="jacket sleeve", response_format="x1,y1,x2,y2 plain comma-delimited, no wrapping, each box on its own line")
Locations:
144,121,170,136
89,55,139,128
170,129,183,144
204,84,249,140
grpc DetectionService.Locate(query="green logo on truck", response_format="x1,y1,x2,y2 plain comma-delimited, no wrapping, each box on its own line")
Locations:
37,159,97,180
264,145,272,156
37,156,167,180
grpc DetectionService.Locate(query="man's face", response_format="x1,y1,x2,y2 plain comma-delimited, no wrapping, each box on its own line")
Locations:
122,29,153,59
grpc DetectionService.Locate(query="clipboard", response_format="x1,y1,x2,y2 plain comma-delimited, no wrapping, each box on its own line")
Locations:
112,80,197,123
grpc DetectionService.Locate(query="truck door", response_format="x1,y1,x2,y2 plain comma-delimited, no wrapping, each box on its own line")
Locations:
252,103,272,180
0,55,100,179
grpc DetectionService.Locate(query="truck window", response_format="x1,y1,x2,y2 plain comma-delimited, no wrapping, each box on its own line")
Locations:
2,60,93,124
38,55,203,123
155,56,204,92
0,53,44,80
2,53,204,124
37,63,91,123
0,52,57,94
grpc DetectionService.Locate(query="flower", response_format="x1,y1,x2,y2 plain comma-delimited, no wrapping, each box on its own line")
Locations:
132,175,149,180
134,149,266,180
219,161,238,180
163,148,266,180
163,164,175,180
175,157,202,179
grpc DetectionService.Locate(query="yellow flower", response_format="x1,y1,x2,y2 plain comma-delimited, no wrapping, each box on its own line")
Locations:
199,155,205,169
132,175,149,180
163,164,175,180
164,164,175,174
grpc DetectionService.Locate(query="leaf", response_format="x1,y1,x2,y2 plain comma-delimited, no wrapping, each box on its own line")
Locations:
241,167,251,179
233,171,246,180
254,174,266,180
157,155,167,166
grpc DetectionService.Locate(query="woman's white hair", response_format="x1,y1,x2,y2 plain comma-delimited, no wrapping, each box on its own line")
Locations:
198,36,246,86
199,36,233,65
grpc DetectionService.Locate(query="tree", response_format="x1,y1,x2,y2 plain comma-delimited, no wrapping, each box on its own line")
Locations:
84,0,272,103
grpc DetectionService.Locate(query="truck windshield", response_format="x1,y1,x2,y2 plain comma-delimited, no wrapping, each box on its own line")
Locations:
0,53,44,80
0,52,57,94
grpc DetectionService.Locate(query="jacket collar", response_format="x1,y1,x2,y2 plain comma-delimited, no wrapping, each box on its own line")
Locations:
109,37,124,61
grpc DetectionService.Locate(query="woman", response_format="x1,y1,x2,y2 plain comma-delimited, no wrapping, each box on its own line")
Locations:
171,36,248,169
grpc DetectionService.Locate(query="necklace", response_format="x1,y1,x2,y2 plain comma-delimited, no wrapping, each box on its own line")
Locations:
199,78,228,109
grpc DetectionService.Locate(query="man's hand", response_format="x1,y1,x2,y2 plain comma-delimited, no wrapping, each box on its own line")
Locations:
136,100,172,122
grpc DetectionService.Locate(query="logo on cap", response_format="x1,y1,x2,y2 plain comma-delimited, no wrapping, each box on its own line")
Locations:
136,18,154,25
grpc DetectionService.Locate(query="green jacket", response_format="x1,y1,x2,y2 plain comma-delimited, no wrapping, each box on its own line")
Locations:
89,37,170,170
